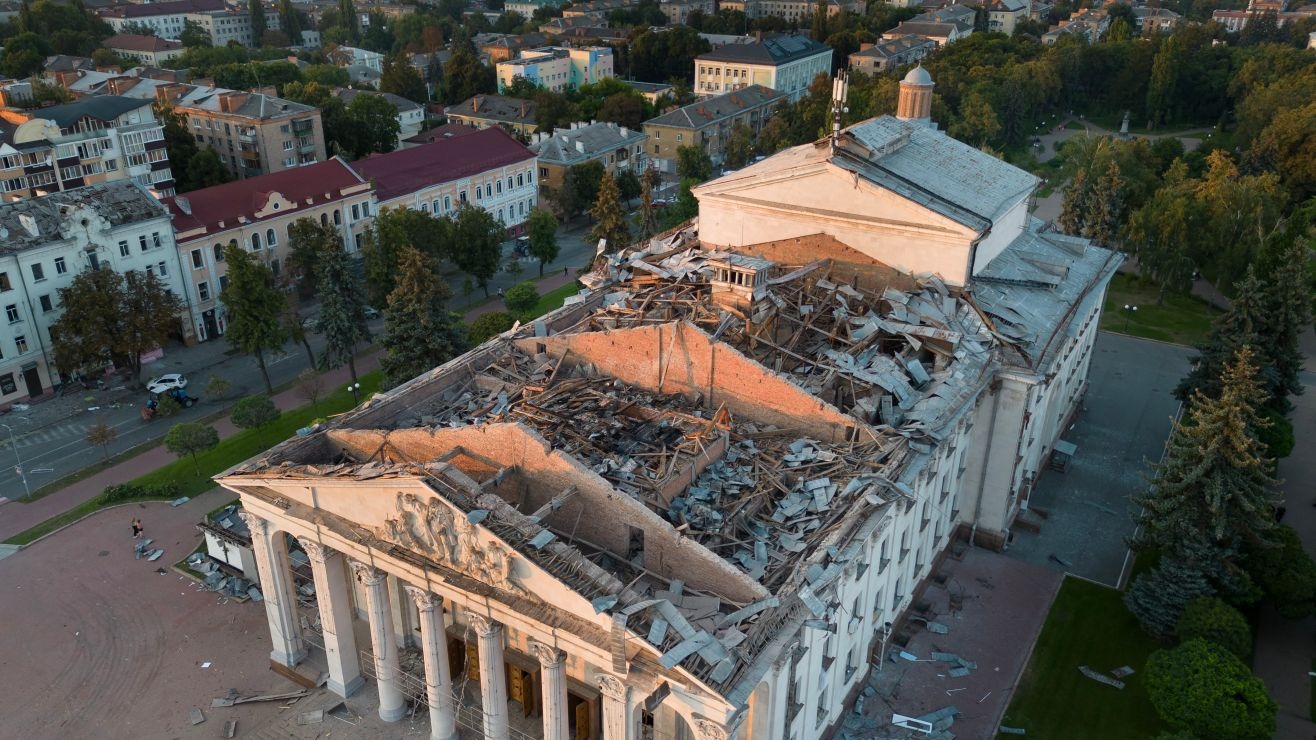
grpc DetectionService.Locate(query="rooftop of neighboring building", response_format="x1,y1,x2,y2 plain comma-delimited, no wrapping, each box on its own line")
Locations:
26,95,153,129
0,181,167,254
696,33,831,65
167,86,318,121
479,32,551,51
334,88,423,114
644,85,783,130
103,34,186,53
624,80,673,94
446,94,537,125
531,120,645,165
161,157,367,238
43,54,95,73
98,0,226,18
351,126,535,202
400,122,482,146
850,34,935,59
884,20,963,37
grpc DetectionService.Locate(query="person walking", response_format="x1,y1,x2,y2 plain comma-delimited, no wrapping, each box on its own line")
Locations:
131,518,142,539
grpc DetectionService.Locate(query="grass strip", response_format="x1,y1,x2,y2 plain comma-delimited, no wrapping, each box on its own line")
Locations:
1100,272,1222,347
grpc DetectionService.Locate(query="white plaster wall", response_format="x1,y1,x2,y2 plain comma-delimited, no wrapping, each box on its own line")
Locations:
970,196,1031,275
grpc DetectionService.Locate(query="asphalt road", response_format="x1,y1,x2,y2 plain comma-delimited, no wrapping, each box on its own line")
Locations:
0,228,600,498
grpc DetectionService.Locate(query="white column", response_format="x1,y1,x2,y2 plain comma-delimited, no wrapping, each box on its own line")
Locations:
405,586,458,740
301,541,362,697
239,511,305,667
529,641,569,740
597,673,633,740
471,614,510,740
351,561,407,722
390,575,415,649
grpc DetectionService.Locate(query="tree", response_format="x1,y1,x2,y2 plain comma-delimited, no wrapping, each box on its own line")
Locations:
1146,34,1182,127
526,208,559,276
1136,347,1280,603
220,244,287,394
1058,167,1089,236
1124,164,1195,303
204,375,231,400
314,236,372,383
569,160,606,218
1126,552,1215,640
588,168,631,253
1175,270,1269,404
442,32,495,104
278,0,301,45
295,368,325,411
50,269,183,385
503,281,539,318
1145,639,1277,740
380,247,467,388
948,91,1000,148
164,422,219,476
615,170,642,208
248,0,267,45
676,144,713,183
337,0,358,42
231,394,281,446
86,422,117,462
469,311,516,343
2,32,50,78
1176,597,1252,661
380,55,428,104
724,123,753,170
280,296,316,368
1082,160,1123,247
361,207,452,307
1260,237,1311,408
286,218,337,297
597,91,645,129
638,168,658,239
187,148,232,191
180,19,211,47
1246,525,1316,620
346,93,400,155
451,204,506,296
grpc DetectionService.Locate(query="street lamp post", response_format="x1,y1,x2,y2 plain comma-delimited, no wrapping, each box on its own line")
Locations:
0,423,30,499
1122,304,1138,331
348,382,361,405
878,621,893,672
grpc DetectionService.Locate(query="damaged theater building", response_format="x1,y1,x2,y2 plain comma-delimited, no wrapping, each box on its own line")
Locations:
217,71,1117,740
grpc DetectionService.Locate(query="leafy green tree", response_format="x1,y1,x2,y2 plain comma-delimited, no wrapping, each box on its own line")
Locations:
278,0,301,44
1246,525,1316,620
588,168,631,253
1247,101,1316,203
1136,347,1279,603
86,422,116,462
204,374,231,400
469,311,516,343
346,92,400,155
186,148,232,191
569,160,606,218
615,170,642,208
442,32,495,103
164,422,220,476
280,297,316,368
1058,167,1089,236
361,206,446,308
502,281,539,317
948,91,1000,148
380,247,467,388
286,217,337,297
451,205,505,296
1082,160,1124,247
1261,237,1311,408
180,19,211,47
380,55,428,104
337,0,358,42
220,244,288,394
526,207,559,276
724,123,753,170
1146,34,1182,127
314,236,372,383
658,178,699,230
50,268,183,385
2,32,50,78
249,0,267,44
676,145,713,183
231,394,281,446
1177,597,1252,660
596,91,646,129
1123,163,1195,303
304,64,348,87
1145,639,1276,740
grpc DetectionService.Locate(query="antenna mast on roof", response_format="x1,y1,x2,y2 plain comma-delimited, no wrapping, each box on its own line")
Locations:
830,70,848,151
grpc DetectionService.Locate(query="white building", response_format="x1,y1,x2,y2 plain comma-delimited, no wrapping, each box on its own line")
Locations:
99,0,280,47
0,181,190,405
221,70,1117,740
184,7,282,47
102,34,186,66
496,46,615,93
335,89,426,147
694,35,832,102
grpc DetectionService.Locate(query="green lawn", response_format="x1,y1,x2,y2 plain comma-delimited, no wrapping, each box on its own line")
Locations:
1101,273,1222,347
532,282,581,316
999,577,1167,739
3,372,381,546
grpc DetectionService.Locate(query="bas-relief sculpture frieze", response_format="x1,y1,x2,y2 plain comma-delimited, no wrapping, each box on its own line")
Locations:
382,492,528,598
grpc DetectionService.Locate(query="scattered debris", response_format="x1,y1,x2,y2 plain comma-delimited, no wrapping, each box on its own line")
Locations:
222,719,237,738
1110,665,1135,679
188,707,205,725
978,690,992,704
1078,665,1125,689
296,710,324,725
999,726,1027,735
1048,553,1072,568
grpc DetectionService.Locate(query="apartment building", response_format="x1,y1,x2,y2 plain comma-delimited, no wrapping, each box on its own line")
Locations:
0,96,174,200
352,126,538,234
479,32,551,64
750,0,857,21
496,46,614,93
694,35,831,102
156,84,326,180
530,120,646,195
848,35,935,74
102,34,186,66
0,181,189,406
185,6,282,47
661,0,716,23
445,94,539,138
643,84,783,173
162,158,373,342
99,0,226,39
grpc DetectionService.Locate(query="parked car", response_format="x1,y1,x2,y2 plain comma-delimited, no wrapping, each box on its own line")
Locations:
363,306,381,319
146,373,187,394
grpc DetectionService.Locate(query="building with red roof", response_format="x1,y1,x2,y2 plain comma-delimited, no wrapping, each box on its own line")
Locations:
352,125,538,233
161,157,374,342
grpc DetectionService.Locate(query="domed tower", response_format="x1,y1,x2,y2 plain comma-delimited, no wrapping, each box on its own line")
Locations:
896,64,934,125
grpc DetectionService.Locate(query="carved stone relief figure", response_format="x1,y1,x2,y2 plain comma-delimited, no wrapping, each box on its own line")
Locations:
381,492,528,598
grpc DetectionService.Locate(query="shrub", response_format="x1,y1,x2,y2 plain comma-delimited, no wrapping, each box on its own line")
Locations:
469,311,516,343
98,481,181,505
1247,525,1316,619
1146,639,1277,740
503,281,539,317
1177,597,1252,660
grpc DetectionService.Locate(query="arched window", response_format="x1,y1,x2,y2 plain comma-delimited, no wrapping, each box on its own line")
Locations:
251,232,262,250
266,228,277,247
214,244,224,262
333,209,341,225
320,213,328,226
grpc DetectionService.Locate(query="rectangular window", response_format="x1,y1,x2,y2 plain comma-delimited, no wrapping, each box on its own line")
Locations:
539,167,547,178
352,204,360,220
459,191,467,203
139,235,148,252
119,240,130,257
5,304,18,323
191,249,203,269
30,263,44,282
198,282,210,301
158,261,168,277
54,257,66,275
152,233,162,250
39,295,52,313
14,335,27,354
218,275,228,292
0,272,8,291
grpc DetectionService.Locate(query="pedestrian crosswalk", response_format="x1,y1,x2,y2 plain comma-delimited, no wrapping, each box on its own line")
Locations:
4,422,95,450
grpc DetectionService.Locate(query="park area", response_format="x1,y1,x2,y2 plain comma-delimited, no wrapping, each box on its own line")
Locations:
1100,273,1223,347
